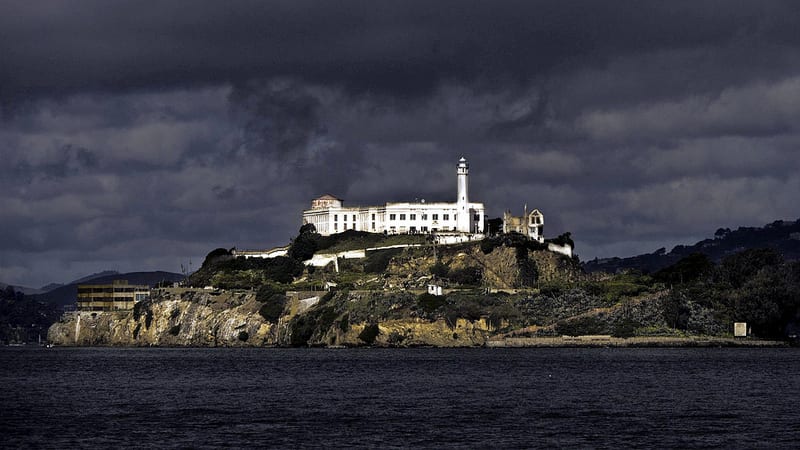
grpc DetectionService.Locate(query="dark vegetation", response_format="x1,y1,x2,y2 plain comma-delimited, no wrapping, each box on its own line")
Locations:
546,232,575,248
364,248,403,273
188,247,304,289
659,248,800,339
0,286,60,344
480,232,547,255
584,218,800,274
256,284,287,323
358,324,380,345
417,293,446,313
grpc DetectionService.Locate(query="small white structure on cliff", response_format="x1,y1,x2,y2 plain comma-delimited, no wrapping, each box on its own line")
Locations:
302,157,486,236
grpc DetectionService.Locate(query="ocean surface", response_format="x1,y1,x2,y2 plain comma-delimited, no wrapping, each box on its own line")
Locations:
2,347,799,449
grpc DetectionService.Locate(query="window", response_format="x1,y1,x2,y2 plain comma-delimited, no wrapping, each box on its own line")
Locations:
422,214,428,220
400,214,406,220
389,214,396,220
474,214,480,221
372,222,375,230
334,223,338,231
421,226,428,232
334,214,338,221
432,214,439,220
372,214,375,220
443,214,450,221
352,215,356,222
410,214,416,220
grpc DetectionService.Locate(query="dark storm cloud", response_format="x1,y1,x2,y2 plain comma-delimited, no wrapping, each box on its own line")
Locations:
2,1,800,287
3,0,799,105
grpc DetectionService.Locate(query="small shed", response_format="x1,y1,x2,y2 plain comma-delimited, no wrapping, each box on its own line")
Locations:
734,322,748,337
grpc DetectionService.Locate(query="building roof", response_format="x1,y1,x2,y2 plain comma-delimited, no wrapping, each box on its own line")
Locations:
314,194,342,201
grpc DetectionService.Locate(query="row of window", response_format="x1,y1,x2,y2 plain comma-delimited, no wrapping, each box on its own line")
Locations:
333,214,359,222
329,212,481,225
388,213,451,221
77,288,149,294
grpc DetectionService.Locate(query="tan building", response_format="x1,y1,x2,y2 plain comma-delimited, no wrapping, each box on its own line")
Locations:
503,207,544,243
76,280,150,311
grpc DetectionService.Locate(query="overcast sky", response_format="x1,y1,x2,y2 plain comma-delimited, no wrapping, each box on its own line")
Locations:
2,1,800,288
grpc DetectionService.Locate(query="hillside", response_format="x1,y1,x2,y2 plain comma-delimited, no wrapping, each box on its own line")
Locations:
45,226,800,347
583,219,800,274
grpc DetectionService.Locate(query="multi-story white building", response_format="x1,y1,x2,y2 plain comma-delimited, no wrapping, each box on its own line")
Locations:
303,157,486,236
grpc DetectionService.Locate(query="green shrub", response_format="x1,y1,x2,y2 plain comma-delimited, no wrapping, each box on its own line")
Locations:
546,232,574,248
258,294,287,323
417,293,446,313
487,303,522,329
364,248,403,273
288,303,340,347
480,238,499,254
448,267,482,286
202,248,232,267
387,330,405,345
358,324,380,345
612,318,639,338
555,316,606,336
430,262,449,278
290,315,316,347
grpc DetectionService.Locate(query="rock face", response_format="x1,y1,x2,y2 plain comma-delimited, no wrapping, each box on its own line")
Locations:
47,288,498,347
384,243,583,290
48,289,277,347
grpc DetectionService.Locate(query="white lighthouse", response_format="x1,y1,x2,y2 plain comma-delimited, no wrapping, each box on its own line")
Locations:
456,157,470,232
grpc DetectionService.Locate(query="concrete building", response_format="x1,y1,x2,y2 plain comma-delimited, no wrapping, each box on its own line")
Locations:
76,280,150,311
302,157,486,236
503,206,545,243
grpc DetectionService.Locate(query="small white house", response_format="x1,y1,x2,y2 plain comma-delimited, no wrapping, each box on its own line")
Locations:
427,284,443,296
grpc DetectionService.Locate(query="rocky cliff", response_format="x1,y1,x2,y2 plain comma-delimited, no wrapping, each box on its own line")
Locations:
53,239,767,347
48,289,277,347
47,287,498,347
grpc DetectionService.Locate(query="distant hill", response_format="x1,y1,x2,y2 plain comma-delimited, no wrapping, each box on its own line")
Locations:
1,271,121,296
39,283,64,292
583,219,800,274
0,282,43,296
67,270,120,285
32,271,185,307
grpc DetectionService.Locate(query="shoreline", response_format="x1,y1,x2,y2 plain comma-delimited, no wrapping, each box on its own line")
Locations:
485,335,790,348
11,336,793,349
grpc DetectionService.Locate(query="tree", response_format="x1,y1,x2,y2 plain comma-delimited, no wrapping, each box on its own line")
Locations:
288,224,321,261
653,253,714,285
717,248,784,289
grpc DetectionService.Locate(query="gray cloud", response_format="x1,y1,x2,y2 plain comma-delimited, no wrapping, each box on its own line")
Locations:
2,1,800,287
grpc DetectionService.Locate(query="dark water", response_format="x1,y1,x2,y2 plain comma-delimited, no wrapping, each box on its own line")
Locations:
2,347,799,448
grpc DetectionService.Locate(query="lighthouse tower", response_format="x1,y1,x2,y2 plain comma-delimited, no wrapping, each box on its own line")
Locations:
456,157,470,232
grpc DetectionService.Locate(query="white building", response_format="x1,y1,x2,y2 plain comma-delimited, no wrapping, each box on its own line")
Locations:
303,157,486,236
